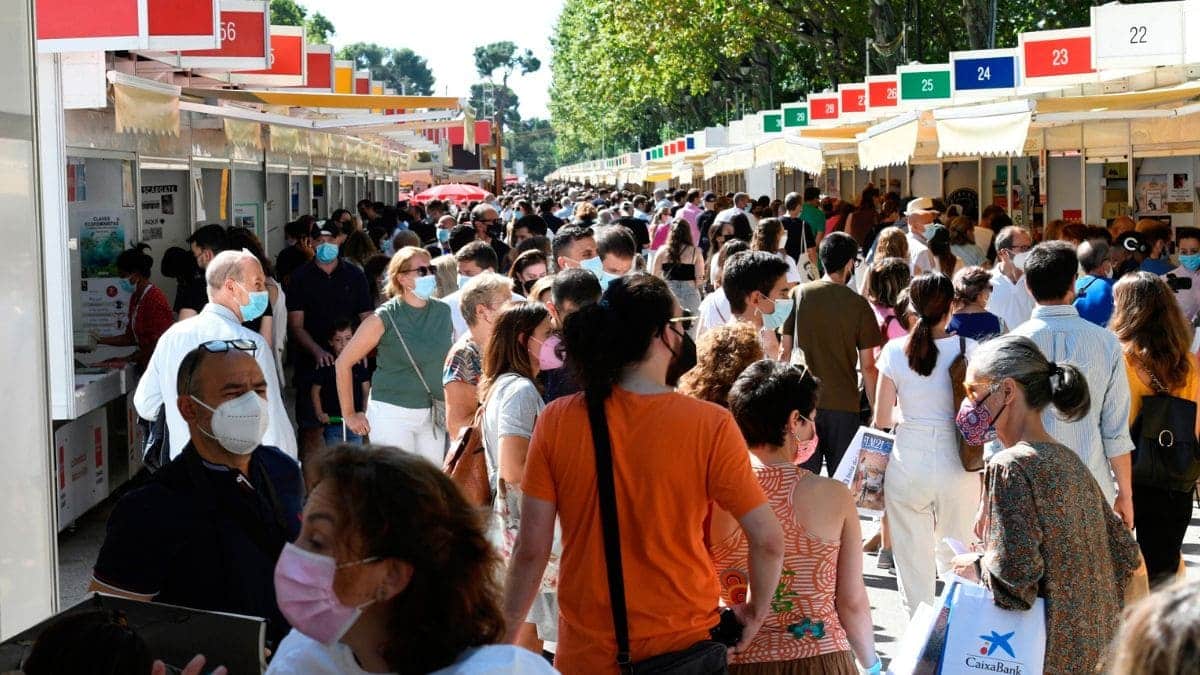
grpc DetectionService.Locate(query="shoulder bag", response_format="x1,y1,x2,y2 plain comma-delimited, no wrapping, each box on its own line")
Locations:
949,336,984,472
1130,367,1200,492
586,394,731,674
383,309,447,437
443,406,490,507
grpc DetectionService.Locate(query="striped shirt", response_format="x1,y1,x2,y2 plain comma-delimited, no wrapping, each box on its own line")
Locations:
1010,304,1133,504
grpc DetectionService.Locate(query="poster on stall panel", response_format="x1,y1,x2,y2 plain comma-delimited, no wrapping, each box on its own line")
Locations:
141,183,183,242
54,407,109,531
832,426,894,516
1135,174,1169,216
75,208,131,334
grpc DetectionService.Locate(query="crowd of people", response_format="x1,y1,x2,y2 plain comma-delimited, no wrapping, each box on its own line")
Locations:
44,183,1200,673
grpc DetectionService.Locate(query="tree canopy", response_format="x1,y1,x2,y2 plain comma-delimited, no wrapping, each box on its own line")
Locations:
473,41,541,135
549,0,1098,163
269,0,334,44
336,43,435,95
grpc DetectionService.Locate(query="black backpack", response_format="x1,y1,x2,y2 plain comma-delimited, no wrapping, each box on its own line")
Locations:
1131,389,1200,493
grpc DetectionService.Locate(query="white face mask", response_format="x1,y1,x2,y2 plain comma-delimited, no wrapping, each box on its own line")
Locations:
1011,251,1030,270
190,391,269,455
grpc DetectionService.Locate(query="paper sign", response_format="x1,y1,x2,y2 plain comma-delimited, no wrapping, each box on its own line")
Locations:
832,426,894,516
1169,171,1193,203
1092,1,1185,69
1136,174,1169,216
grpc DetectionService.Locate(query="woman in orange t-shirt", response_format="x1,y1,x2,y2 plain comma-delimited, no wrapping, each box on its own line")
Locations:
502,273,785,673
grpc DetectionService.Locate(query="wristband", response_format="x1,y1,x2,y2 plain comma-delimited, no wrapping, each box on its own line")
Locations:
864,656,882,675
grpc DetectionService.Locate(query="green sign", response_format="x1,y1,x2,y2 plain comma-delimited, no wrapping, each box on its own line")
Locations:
900,70,951,100
783,107,809,128
762,113,783,134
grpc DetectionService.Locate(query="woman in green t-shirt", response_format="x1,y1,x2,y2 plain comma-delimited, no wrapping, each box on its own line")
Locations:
336,246,452,465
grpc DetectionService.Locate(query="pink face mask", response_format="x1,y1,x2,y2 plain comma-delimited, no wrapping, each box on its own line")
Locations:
532,335,564,371
274,543,378,645
794,416,819,465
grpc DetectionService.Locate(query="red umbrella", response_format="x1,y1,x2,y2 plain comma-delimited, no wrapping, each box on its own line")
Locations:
411,183,491,204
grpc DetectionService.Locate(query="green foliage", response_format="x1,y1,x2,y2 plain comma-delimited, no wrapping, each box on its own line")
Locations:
473,42,542,84
336,43,435,95
470,83,521,130
507,118,557,181
269,0,306,26
305,11,335,44
549,0,1097,163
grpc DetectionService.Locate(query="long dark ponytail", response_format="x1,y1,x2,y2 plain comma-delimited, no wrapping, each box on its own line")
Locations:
905,273,955,376
563,272,675,399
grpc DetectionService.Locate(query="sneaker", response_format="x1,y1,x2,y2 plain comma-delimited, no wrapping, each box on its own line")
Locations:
877,548,895,570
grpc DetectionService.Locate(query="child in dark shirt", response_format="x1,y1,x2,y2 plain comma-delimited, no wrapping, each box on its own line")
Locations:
311,318,370,445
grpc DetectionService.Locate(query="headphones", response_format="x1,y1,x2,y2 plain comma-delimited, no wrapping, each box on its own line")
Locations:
1120,232,1148,254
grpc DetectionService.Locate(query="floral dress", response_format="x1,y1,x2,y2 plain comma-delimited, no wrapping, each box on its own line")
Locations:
980,441,1141,674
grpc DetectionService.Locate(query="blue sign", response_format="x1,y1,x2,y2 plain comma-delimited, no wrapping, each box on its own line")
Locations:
686,136,695,150
953,55,1016,90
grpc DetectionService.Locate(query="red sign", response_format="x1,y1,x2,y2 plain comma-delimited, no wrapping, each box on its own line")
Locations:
868,80,898,108
840,86,867,113
306,49,333,89
37,0,140,49
448,120,493,146
1024,36,1094,78
178,1,269,71
809,96,839,120
146,0,217,50
355,74,370,95
241,29,303,76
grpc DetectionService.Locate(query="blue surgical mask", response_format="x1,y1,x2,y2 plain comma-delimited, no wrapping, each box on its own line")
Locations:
437,228,452,244
237,282,270,322
761,296,793,330
413,275,437,300
1181,253,1200,272
315,242,339,264
457,274,472,289
117,277,135,294
598,271,620,292
580,256,603,276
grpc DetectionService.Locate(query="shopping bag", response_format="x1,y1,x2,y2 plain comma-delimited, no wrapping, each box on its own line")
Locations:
832,426,894,516
888,583,954,675
940,581,1045,675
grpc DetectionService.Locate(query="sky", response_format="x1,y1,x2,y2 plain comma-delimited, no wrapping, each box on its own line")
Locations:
301,0,563,119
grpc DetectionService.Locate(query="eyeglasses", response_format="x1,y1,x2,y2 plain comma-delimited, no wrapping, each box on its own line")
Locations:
668,308,699,324
399,265,434,277
476,217,500,224
183,339,258,394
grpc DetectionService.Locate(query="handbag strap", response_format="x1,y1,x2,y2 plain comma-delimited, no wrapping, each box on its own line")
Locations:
586,394,634,671
383,308,434,398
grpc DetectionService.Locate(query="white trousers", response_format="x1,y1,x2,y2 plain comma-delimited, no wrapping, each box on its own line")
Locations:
884,421,981,616
366,398,445,467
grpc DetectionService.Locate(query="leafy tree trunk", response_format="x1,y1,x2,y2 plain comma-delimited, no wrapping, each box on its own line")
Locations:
961,0,991,49
869,0,902,74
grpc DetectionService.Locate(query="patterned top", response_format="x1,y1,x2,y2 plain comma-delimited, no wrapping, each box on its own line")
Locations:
980,441,1141,674
710,462,850,664
442,334,482,387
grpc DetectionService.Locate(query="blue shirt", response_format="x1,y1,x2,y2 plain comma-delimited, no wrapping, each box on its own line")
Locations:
1010,305,1134,504
1073,274,1115,327
948,311,1004,341
1141,257,1174,275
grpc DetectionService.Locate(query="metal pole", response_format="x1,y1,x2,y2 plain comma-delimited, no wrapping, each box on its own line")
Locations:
866,38,872,78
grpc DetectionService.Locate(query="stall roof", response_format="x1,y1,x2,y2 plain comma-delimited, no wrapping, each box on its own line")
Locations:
1034,83,1200,114
180,87,462,110
797,124,870,140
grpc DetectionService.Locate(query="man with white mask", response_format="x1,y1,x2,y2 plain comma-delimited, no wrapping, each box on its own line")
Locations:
92,345,304,652
135,249,298,459
986,225,1036,332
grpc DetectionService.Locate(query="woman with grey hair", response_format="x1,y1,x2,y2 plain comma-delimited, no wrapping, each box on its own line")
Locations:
949,334,1144,674
948,266,1005,341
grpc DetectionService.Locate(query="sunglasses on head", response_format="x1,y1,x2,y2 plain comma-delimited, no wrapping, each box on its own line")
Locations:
183,339,258,393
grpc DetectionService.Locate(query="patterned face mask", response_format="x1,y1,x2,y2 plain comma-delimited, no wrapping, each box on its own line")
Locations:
955,388,1004,446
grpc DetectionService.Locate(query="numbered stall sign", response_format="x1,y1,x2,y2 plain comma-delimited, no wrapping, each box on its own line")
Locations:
808,94,840,122
866,75,899,112
839,84,868,115
334,60,355,93
37,0,142,52
782,102,809,128
175,0,269,71
951,48,1019,100
300,43,334,91
1092,1,1185,69
355,70,371,95
897,63,952,108
762,111,784,134
232,24,306,87
1020,27,1095,87
145,0,218,51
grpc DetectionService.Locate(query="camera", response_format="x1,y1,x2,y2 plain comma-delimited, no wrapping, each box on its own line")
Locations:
1166,273,1193,292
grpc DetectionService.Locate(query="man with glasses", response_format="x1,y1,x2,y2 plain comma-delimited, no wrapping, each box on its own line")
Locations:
286,225,374,461
136,250,297,460
472,203,511,267
95,342,303,652
986,225,1036,333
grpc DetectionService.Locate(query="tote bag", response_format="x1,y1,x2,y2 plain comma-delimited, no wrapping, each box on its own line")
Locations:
940,581,1045,675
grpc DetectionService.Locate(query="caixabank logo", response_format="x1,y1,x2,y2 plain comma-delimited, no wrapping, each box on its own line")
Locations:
961,630,1024,674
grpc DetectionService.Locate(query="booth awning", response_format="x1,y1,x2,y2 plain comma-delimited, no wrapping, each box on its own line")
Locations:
110,71,180,136
857,113,920,170
935,100,1033,157
754,136,825,175
180,87,462,110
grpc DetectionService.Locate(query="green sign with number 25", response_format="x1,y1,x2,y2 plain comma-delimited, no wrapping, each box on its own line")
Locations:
900,71,952,100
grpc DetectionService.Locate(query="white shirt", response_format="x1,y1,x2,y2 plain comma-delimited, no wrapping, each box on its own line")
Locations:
134,303,298,459
444,288,525,341
697,287,732,338
878,335,978,426
267,630,558,675
906,233,934,274
986,269,1035,335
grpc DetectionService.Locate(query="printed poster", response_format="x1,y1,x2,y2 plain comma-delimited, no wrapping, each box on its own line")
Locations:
832,426,894,516
233,202,262,239
80,278,130,334
78,208,126,278
1135,173,1169,216
66,158,87,203
1169,172,1194,213
141,183,181,241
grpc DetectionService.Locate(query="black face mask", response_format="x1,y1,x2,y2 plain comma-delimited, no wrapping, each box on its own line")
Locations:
486,222,505,240
664,325,698,388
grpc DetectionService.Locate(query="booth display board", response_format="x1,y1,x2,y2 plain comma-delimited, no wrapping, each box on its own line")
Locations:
1020,27,1095,87
897,63,953,108
230,24,305,87
809,94,839,123
303,44,334,91
161,0,269,71
761,111,783,134
1092,1,1185,69
839,83,868,115
866,75,899,113
54,407,109,531
951,48,1019,100
145,0,220,51
782,102,809,128
37,0,141,52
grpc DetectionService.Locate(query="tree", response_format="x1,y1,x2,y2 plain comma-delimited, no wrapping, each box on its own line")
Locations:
305,11,335,44
337,43,435,95
473,41,541,132
506,118,557,181
269,0,306,26
469,83,521,129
